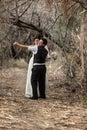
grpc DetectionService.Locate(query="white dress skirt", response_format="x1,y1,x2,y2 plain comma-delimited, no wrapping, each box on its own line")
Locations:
25,55,48,98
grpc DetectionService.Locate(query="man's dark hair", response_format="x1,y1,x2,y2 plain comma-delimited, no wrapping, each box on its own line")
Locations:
41,38,47,45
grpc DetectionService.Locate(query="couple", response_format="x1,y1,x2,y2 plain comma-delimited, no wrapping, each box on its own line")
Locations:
13,36,50,100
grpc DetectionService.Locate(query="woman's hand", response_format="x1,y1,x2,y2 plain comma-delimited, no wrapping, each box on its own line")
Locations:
13,42,18,46
13,42,28,49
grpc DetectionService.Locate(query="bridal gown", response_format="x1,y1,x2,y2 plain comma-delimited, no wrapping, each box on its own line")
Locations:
25,54,48,97
25,55,34,97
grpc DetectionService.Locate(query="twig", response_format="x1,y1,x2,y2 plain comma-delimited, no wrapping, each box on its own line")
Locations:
19,2,33,18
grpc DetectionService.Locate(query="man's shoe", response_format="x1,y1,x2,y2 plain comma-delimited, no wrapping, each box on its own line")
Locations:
29,97,38,100
39,95,49,99
38,96,46,99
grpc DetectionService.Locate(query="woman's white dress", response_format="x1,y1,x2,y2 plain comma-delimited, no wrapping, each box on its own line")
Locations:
25,55,34,97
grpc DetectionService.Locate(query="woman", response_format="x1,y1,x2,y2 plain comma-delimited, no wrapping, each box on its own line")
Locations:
25,37,50,98
25,38,39,97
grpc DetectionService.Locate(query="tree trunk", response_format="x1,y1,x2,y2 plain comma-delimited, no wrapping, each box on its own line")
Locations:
80,12,87,82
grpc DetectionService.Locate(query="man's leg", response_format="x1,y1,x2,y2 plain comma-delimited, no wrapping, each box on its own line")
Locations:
31,67,38,99
39,66,46,98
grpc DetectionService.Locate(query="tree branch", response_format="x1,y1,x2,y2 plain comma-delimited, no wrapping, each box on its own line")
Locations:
9,16,64,49
72,0,87,10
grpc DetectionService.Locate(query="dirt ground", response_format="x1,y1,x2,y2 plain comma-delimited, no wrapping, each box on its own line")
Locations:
0,68,87,130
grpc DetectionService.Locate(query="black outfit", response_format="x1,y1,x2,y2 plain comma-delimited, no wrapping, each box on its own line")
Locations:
31,46,48,99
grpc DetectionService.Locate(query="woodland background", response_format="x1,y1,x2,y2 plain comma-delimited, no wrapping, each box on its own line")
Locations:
0,0,87,94
0,1,87,130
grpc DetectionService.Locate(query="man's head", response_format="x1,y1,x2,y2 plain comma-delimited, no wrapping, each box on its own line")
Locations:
39,38,48,46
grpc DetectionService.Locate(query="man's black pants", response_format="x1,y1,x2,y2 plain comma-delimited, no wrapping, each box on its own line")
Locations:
31,65,46,99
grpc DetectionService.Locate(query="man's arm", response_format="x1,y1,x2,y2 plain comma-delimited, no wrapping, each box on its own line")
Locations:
13,42,28,49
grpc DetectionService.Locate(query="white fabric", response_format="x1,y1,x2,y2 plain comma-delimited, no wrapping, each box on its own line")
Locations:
33,63,45,66
25,55,34,97
28,45,37,54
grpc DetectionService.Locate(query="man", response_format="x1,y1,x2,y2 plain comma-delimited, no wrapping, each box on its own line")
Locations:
13,38,49,100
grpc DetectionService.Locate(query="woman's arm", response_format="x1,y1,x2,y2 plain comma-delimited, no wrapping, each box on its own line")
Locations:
45,45,51,60
13,42,28,49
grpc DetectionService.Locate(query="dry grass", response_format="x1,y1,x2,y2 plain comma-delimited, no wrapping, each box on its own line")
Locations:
6,59,28,69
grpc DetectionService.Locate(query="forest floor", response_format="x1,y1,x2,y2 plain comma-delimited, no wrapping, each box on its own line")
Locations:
0,67,87,130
